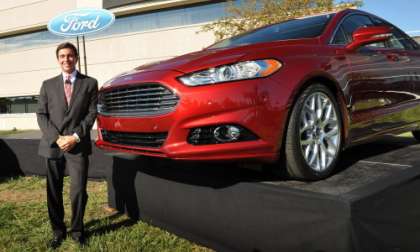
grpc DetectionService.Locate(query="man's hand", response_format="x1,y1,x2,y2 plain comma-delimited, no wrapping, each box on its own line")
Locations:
56,135,65,147
56,135,77,152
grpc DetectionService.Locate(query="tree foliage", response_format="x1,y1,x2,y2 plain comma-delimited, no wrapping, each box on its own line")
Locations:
201,0,363,41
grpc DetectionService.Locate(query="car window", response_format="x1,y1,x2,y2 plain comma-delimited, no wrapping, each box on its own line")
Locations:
366,42,386,49
332,14,417,50
371,16,417,50
388,28,419,50
209,14,334,49
387,31,406,49
333,27,347,44
332,14,374,45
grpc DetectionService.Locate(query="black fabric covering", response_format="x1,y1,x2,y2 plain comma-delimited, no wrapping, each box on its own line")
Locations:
109,158,352,252
0,139,24,177
349,169,420,252
0,139,111,179
107,136,420,252
2,136,420,251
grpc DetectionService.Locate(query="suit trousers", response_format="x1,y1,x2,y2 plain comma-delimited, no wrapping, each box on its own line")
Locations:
46,153,89,238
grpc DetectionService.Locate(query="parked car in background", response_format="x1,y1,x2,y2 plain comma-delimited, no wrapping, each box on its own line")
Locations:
96,9,420,180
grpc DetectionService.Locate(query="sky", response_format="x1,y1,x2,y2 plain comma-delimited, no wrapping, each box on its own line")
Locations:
359,0,420,35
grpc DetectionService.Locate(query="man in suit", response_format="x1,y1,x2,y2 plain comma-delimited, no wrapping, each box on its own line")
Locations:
37,42,98,248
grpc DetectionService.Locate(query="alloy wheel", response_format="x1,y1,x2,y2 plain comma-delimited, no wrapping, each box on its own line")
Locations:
299,92,341,172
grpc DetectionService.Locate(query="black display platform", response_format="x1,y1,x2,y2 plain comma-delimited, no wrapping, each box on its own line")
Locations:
107,136,420,252
2,134,420,251
0,138,111,179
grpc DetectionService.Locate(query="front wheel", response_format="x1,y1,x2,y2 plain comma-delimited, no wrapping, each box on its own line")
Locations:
284,84,342,180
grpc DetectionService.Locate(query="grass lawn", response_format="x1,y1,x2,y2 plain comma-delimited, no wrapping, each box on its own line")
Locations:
0,130,21,136
398,132,413,138
0,176,213,252
0,130,33,137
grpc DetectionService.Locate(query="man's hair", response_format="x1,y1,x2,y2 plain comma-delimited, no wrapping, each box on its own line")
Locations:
56,42,78,58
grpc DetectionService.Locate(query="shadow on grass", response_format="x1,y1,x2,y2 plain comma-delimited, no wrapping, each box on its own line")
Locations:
85,213,137,239
0,176,23,184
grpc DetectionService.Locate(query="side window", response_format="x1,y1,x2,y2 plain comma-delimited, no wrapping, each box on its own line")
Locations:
333,14,374,44
371,16,416,50
333,27,347,44
366,42,386,49
387,31,406,49
389,28,417,50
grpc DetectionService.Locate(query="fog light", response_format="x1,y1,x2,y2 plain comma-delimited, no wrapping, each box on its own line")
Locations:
214,125,241,142
187,124,258,145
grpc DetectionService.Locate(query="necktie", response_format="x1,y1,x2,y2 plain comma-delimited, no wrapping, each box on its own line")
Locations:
64,75,72,105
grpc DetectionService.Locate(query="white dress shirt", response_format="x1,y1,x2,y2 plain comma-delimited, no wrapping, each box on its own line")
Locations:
62,70,80,143
62,70,77,91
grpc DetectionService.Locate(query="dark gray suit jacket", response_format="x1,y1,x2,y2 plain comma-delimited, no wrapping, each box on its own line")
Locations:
37,72,98,158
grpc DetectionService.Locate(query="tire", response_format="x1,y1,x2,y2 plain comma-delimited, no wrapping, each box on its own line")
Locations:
413,130,420,141
284,84,343,180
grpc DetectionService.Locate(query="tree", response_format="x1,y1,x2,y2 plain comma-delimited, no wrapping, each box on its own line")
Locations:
201,0,363,41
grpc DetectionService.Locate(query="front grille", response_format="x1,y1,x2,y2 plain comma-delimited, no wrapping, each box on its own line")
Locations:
101,130,167,148
99,83,179,116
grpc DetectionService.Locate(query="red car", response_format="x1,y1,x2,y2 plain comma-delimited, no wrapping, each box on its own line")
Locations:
96,9,420,180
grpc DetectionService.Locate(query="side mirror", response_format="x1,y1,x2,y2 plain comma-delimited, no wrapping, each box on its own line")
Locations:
346,26,392,51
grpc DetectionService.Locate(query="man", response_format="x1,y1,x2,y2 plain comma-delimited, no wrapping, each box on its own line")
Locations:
37,42,98,248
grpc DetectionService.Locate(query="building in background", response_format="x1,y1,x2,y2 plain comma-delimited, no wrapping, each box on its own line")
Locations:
1,1,420,130
0,0,231,130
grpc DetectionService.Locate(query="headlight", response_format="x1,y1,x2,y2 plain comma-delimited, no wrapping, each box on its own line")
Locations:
178,59,282,86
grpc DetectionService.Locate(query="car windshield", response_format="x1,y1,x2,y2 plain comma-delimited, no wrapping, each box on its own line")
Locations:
209,13,335,49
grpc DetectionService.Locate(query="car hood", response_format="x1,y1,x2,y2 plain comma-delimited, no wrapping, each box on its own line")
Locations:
103,38,319,88
133,38,319,74
134,49,246,74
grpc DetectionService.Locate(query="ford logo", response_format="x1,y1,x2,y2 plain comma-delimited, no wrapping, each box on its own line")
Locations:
48,8,115,37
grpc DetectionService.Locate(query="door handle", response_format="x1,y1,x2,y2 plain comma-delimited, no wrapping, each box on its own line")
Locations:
386,53,400,61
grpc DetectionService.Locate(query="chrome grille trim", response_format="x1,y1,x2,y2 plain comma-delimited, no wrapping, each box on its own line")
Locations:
99,83,179,116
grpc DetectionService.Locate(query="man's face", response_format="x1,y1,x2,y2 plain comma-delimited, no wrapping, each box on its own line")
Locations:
57,48,77,74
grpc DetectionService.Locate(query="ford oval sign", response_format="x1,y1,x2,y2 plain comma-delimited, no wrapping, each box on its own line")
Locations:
48,8,115,37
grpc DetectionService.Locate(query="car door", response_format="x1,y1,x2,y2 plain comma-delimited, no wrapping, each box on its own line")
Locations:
404,38,420,121
331,13,406,141
389,26,420,126
367,17,420,129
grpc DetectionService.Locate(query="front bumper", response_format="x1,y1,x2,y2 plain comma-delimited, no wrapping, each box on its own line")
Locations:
96,70,289,161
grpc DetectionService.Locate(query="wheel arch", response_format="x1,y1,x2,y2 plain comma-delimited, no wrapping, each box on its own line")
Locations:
282,73,351,153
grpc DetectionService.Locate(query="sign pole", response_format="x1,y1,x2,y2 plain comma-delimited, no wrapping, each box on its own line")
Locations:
76,36,81,71
82,35,88,75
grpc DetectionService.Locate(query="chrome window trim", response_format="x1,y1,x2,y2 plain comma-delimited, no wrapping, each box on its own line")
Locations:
328,13,375,45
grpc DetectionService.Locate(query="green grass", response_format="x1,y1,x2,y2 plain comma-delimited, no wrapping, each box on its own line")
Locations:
0,130,27,136
0,176,213,252
398,132,413,138
0,130,18,136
